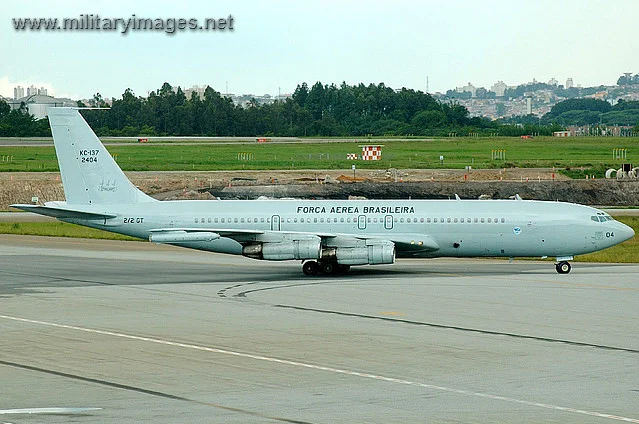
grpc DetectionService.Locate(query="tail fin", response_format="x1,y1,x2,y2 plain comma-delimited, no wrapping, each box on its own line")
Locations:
48,108,156,205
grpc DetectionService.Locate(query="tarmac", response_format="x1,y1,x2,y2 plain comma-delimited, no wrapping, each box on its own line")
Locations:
0,234,638,423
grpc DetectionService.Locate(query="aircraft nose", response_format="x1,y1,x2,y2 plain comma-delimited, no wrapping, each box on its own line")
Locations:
616,221,635,242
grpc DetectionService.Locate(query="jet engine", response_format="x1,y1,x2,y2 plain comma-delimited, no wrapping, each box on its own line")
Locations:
242,237,321,261
322,240,395,265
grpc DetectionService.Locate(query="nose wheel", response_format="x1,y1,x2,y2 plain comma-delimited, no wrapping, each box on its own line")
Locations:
555,261,572,274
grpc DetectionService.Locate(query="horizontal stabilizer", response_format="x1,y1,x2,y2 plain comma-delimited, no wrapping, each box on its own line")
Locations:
10,204,116,220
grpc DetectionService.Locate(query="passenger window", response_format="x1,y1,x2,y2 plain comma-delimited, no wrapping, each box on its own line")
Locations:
454,218,458,223
374,218,378,223
474,218,478,223
447,218,451,223
434,218,438,223
501,218,505,223
494,217,498,223
460,218,464,223
481,218,485,223
427,218,431,223
214,218,218,223
347,218,351,223
221,218,225,223
340,218,344,223
320,218,323,223
261,218,265,223
208,218,211,223
287,218,291,223
420,218,424,223
400,218,404,223
334,218,338,223
488,218,492,223
294,218,298,223
241,218,245,223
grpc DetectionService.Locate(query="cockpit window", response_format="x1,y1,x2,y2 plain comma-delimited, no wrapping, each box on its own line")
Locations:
592,214,614,222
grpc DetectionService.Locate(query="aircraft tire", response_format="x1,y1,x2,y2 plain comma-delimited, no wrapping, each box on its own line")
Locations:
302,261,319,276
555,261,572,274
321,261,335,275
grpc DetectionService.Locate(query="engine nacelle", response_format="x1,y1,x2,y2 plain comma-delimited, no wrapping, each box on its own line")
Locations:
324,241,395,265
243,238,321,261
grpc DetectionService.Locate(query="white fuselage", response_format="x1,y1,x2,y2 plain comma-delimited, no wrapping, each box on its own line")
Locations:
61,198,633,259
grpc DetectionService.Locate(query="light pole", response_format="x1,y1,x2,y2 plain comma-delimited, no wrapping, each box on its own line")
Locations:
352,164,356,181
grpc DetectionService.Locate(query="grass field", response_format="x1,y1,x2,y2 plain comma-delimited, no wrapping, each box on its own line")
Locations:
0,136,635,174
2,216,637,263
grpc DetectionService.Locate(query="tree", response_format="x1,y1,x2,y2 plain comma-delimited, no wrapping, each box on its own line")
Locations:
545,98,611,119
411,110,446,131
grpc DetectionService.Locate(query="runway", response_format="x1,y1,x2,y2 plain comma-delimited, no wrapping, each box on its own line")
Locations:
0,235,638,423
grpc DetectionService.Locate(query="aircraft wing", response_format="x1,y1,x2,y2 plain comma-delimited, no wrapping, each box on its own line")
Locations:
149,227,265,237
378,234,439,252
149,227,339,238
10,204,117,220
148,227,439,252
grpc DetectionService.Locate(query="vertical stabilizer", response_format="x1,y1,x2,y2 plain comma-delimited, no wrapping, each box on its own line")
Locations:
48,108,156,205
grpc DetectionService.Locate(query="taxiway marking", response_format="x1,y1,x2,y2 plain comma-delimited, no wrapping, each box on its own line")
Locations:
1,313,637,423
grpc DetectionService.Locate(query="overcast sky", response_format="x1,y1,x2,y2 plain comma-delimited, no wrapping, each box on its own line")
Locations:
2,0,638,100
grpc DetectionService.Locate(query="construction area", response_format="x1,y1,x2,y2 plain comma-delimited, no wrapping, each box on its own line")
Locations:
2,168,639,210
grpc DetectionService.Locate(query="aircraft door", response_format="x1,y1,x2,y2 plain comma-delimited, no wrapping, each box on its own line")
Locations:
271,215,281,231
357,215,367,230
384,215,393,230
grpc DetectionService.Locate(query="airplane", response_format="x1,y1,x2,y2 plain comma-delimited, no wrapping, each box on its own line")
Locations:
11,108,635,275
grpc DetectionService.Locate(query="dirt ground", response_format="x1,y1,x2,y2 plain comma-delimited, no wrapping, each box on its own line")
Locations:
0,168,570,209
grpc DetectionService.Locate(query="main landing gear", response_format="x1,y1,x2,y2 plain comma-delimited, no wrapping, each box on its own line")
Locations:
555,261,572,274
302,260,350,276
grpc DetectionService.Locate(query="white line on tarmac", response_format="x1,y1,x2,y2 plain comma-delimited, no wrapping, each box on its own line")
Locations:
0,408,101,415
2,314,637,423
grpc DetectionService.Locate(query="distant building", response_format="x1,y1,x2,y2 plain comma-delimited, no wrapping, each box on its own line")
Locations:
14,86,24,99
456,82,477,97
566,78,574,89
548,78,558,86
181,85,208,99
8,94,74,119
553,131,571,137
491,81,508,97
525,95,533,114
